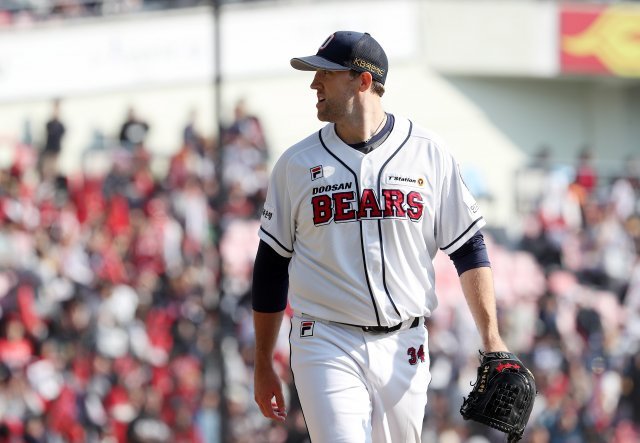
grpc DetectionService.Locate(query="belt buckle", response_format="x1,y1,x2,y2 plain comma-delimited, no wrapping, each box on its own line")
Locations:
361,318,419,333
361,325,387,333
361,324,396,333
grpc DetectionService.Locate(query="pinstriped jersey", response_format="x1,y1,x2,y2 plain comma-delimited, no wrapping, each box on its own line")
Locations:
258,116,484,326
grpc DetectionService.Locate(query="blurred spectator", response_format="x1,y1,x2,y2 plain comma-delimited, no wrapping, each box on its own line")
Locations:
573,145,598,199
0,315,33,371
183,108,206,155
518,144,554,209
127,387,173,443
44,99,65,155
40,99,65,178
119,106,150,151
623,154,640,191
538,167,583,251
224,99,267,151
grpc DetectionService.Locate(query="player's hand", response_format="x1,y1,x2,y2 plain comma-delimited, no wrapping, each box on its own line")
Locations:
254,361,287,422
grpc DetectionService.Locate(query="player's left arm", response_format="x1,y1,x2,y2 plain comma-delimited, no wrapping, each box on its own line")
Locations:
434,143,507,351
459,266,508,353
448,231,508,352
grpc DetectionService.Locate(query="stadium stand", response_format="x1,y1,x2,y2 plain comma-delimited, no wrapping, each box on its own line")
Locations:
0,100,639,442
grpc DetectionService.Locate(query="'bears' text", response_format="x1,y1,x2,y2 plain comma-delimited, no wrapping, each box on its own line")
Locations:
311,189,424,225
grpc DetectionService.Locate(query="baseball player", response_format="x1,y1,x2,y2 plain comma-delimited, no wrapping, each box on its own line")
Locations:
252,31,509,442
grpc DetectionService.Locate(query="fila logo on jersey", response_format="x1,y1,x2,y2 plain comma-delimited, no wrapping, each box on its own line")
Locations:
310,165,323,181
300,321,315,337
311,187,424,225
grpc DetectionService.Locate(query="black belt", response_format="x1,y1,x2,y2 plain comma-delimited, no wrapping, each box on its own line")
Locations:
360,317,420,333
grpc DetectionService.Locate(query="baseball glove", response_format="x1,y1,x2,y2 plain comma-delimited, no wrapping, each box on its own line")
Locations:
460,351,536,442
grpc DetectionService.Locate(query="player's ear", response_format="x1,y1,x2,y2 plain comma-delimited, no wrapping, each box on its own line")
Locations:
358,71,373,92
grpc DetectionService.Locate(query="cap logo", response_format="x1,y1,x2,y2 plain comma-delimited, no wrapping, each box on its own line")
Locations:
318,33,335,51
353,57,385,76
291,31,388,85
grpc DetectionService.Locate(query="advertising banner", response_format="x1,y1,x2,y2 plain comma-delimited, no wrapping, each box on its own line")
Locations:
560,4,640,77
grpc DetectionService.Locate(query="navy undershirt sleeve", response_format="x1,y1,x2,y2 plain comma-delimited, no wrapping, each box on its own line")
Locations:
252,240,291,312
448,231,491,276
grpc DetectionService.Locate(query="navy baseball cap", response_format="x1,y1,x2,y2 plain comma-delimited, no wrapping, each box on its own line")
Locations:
291,31,388,85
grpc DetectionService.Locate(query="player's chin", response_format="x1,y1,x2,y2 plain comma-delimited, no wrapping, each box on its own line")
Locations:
316,107,334,122
316,111,330,122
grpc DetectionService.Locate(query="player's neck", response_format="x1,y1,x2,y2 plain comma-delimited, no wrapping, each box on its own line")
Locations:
335,109,387,145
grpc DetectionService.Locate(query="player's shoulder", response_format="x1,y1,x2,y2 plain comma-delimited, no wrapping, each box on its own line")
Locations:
276,128,324,164
399,116,450,154
405,119,445,145
267,129,323,176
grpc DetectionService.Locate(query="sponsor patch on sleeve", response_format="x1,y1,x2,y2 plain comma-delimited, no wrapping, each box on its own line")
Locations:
261,204,275,228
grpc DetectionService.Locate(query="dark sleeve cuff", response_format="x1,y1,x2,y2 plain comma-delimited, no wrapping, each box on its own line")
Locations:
251,240,290,312
448,231,491,276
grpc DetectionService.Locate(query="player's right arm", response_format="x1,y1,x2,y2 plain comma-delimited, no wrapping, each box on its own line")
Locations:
252,240,291,422
253,310,287,422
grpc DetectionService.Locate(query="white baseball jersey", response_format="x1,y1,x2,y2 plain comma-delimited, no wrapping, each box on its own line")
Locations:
259,115,484,326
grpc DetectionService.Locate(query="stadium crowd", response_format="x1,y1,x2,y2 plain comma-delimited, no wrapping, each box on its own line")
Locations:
4,0,639,28
0,0,265,26
0,100,638,443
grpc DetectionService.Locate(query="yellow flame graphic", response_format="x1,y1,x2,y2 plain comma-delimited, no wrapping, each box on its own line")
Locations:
562,5,640,76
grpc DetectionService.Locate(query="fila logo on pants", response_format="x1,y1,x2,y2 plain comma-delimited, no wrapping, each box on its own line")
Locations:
311,188,424,226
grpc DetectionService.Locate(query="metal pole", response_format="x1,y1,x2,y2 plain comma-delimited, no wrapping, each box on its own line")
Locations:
211,2,229,443
214,0,223,151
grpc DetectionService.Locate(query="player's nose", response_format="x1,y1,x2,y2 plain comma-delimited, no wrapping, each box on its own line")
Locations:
310,71,322,90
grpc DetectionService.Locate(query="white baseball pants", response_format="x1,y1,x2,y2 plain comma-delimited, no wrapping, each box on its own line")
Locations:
289,313,431,443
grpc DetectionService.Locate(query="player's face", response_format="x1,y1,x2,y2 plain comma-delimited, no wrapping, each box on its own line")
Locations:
310,70,360,123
